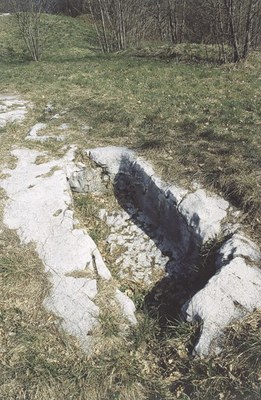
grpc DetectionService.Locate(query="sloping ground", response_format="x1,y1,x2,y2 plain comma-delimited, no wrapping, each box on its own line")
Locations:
2,136,261,355
1,98,260,398
0,14,260,239
0,13,260,400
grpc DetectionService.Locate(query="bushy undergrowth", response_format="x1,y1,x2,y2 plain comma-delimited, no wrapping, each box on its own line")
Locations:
131,43,234,64
0,13,260,400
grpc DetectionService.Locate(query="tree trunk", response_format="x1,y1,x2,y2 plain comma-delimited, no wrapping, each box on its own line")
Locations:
156,0,164,40
167,0,176,43
224,0,240,62
180,0,186,43
98,0,110,52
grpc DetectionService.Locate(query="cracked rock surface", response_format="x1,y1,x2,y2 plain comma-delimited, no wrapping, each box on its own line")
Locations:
1,130,260,356
76,146,261,355
0,147,136,351
0,95,29,128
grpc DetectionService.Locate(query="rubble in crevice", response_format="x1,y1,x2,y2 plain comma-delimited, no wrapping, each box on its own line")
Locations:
70,146,261,355
1,145,260,355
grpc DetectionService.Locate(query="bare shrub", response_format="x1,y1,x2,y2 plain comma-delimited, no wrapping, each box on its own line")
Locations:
12,0,48,61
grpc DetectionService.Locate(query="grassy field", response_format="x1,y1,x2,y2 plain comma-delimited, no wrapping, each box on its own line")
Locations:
0,13,260,400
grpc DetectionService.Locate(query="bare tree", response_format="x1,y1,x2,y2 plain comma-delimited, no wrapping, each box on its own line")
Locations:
88,0,152,52
12,0,48,61
45,0,260,62
242,0,260,58
222,0,261,61
223,0,240,61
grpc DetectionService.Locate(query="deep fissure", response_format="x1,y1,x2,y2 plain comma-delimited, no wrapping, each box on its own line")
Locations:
72,151,223,327
2,145,260,356
36,144,259,355
113,161,223,323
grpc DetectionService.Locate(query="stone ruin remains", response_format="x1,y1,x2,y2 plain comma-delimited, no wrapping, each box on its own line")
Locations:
1,144,260,356
0,94,260,355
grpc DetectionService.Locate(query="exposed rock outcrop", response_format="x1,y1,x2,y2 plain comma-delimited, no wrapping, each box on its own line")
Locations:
74,146,261,355
0,148,136,351
0,95,29,128
1,145,260,355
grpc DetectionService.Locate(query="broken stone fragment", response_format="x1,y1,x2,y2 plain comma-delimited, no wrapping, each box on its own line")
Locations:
69,166,110,195
183,257,261,355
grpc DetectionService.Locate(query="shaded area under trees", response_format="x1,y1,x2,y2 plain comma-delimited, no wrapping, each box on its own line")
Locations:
1,0,260,61
85,0,261,62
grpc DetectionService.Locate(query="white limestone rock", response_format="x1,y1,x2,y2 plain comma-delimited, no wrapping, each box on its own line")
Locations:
43,278,99,350
84,146,261,356
0,149,112,282
81,124,92,131
216,233,261,268
59,123,70,130
178,189,229,243
28,122,47,136
51,113,60,120
103,209,169,284
88,146,135,176
0,148,133,351
0,95,29,128
115,289,137,325
44,103,54,113
2,144,259,356
26,122,64,142
69,165,109,194
183,256,261,355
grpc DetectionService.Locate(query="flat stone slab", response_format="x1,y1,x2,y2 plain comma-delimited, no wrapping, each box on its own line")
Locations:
0,95,29,128
0,148,136,351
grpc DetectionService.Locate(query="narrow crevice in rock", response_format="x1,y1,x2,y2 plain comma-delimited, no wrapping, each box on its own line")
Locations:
112,156,225,324
72,146,261,355
3,145,258,356
71,147,230,348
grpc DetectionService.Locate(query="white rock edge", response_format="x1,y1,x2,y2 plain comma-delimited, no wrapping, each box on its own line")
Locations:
0,95,29,128
0,147,137,351
26,122,64,142
85,146,261,355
